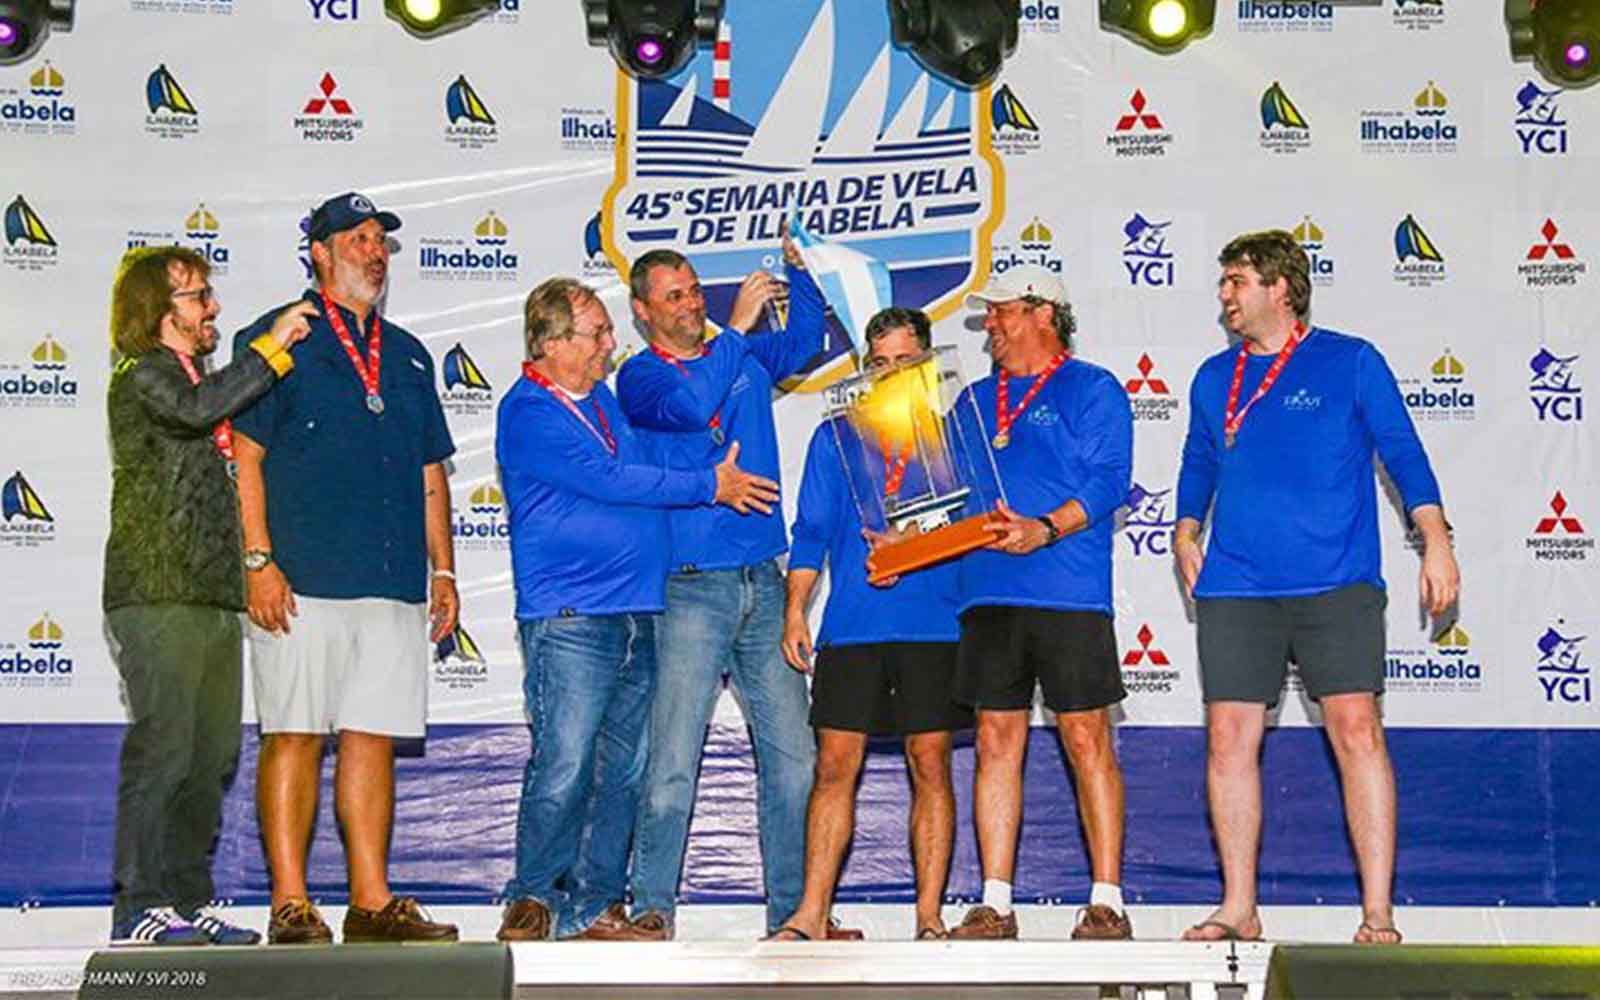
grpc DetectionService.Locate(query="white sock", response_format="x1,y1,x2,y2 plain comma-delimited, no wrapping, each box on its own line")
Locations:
1090,882,1125,916
981,879,1013,915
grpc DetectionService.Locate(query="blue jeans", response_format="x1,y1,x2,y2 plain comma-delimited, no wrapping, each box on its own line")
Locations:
505,613,656,938
630,561,816,932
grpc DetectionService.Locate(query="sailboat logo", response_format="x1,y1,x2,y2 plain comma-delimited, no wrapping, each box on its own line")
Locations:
435,623,486,664
604,0,999,393
1394,214,1442,263
1260,83,1308,131
146,65,198,116
468,482,504,514
443,344,492,393
2,471,52,523
31,334,67,371
991,84,1038,132
4,196,56,248
1430,348,1464,384
446,75,495,125
29,62,64,98
474,211,508,246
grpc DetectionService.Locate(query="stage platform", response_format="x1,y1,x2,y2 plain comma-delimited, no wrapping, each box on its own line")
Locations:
2,907,1597,999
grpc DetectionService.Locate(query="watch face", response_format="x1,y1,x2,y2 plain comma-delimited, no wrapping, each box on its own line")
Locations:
244,552,270,571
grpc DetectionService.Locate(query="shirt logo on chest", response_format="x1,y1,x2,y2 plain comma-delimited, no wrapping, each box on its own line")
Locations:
1281,387,1322,412
1026,404,1060,426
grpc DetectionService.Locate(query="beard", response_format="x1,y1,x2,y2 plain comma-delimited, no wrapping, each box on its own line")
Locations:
173,311,218,356
329,255,387,307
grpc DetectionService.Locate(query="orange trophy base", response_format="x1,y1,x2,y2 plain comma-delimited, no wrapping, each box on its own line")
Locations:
866,511,1004,586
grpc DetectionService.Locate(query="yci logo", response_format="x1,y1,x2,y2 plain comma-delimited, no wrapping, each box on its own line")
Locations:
1513,81,1567,157
1529,348,1582,422
1121,483,1176,557
1122,213,1175,287
1535,622,1590,704
308,0,359,19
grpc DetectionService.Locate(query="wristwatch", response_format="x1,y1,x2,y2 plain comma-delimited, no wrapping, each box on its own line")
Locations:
1036,515,1061,545
243,548,273,572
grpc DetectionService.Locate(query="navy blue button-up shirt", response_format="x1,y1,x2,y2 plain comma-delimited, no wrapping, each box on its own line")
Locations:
232,290,455,603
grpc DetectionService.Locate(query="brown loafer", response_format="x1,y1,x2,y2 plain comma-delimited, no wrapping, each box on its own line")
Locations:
342,896,458,943
497,898,552,942
630,910,673,941
566,903,663,942
268,898,332,945
1071,904,1133,941
949,905,1018,940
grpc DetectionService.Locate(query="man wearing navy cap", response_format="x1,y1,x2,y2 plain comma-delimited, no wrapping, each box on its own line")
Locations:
232,192,461,945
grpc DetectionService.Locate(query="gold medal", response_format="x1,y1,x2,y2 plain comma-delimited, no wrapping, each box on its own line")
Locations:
1224,431,1236,449
992,432,1009,450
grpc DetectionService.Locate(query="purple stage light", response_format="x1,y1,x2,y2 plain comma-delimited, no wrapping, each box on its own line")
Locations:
0,19,18,48
1565,41,1591,68
634,36,665,65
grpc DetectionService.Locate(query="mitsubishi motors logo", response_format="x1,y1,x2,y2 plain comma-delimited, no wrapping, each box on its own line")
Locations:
294,72,365,143
1122,625,1170,666
1124,353,1170,394
1528,491,1593,563
1116,89,1163,131
1120,624,1179,695
1519,218,1587,290
1107,89,1172,158
1125,353,1179,421
303,73,353,116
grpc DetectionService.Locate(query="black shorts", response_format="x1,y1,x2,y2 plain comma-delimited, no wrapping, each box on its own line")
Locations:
954,606,1125,714
1196,583,1387,707
810,642,973,736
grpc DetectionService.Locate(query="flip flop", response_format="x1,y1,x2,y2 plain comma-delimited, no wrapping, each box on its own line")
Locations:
1183,918,1263,942
1355,921,1403,945
762,925,811,942
916,926,950,941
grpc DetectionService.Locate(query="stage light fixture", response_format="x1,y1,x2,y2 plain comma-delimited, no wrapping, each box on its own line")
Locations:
887,0,1019,90
584,0,724,81
1099,0,1214,54
0,0,73,67
383,0,497,39
1507,0,1600,89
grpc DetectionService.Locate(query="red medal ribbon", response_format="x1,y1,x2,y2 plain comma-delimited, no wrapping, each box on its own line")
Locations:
879,437,911,498
173,350,234,461
522,363,617,455
319,291,383,404
1222,322,1308,447
995,350,1070,443
650,344,723,437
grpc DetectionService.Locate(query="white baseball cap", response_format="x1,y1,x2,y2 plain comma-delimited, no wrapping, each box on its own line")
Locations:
966,265,1069,309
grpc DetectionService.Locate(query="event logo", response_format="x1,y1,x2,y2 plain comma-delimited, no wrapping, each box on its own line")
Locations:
297,212,314,280
605,0,1000,393
560,105,617,153
1124,355,1180,422
0,335,78,410
445,75,498,150
1392,0,1445,32
1536,622,1590,704
1122,213,1175,287
307,0,359,19
126,203,232,276
440,343,494,419
1392,213,1446,288
1293,215,1335,286
3,195,59,272
990,83,1041,157
419,211,519,282
1513,81,1568,156
991,216,1062,277
1359,81,1458,154
0,470,55,548
1107,88,1172,158
1518,219,1587,290
580,210,615,280
1258,82,1311,155
433,623,489,692
1281,387,1321,411
1121,483,1176,557
0,613,73,688
1019,1,1061,33
1400,348,1475,422
1120,624,1179,694
1529,347,1582,422
294,72,365,143
1234,2,1335,32
1387,621,1482,693
1,62,75,136
144,64,202,140
1527,491,1592,563
454,482,509,552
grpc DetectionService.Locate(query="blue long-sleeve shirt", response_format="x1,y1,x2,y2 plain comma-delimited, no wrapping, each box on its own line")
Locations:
496,376,715,620
617,264,825,571
956,359,1133,615
1175,328,1442,598
790,420,961,646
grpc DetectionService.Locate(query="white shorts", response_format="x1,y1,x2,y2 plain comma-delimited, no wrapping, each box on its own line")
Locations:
249,595,429,738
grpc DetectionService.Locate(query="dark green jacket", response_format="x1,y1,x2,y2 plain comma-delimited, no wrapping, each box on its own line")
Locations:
102,341,287,612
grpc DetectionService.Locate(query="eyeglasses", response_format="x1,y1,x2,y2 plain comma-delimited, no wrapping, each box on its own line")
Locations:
171,285,216,307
